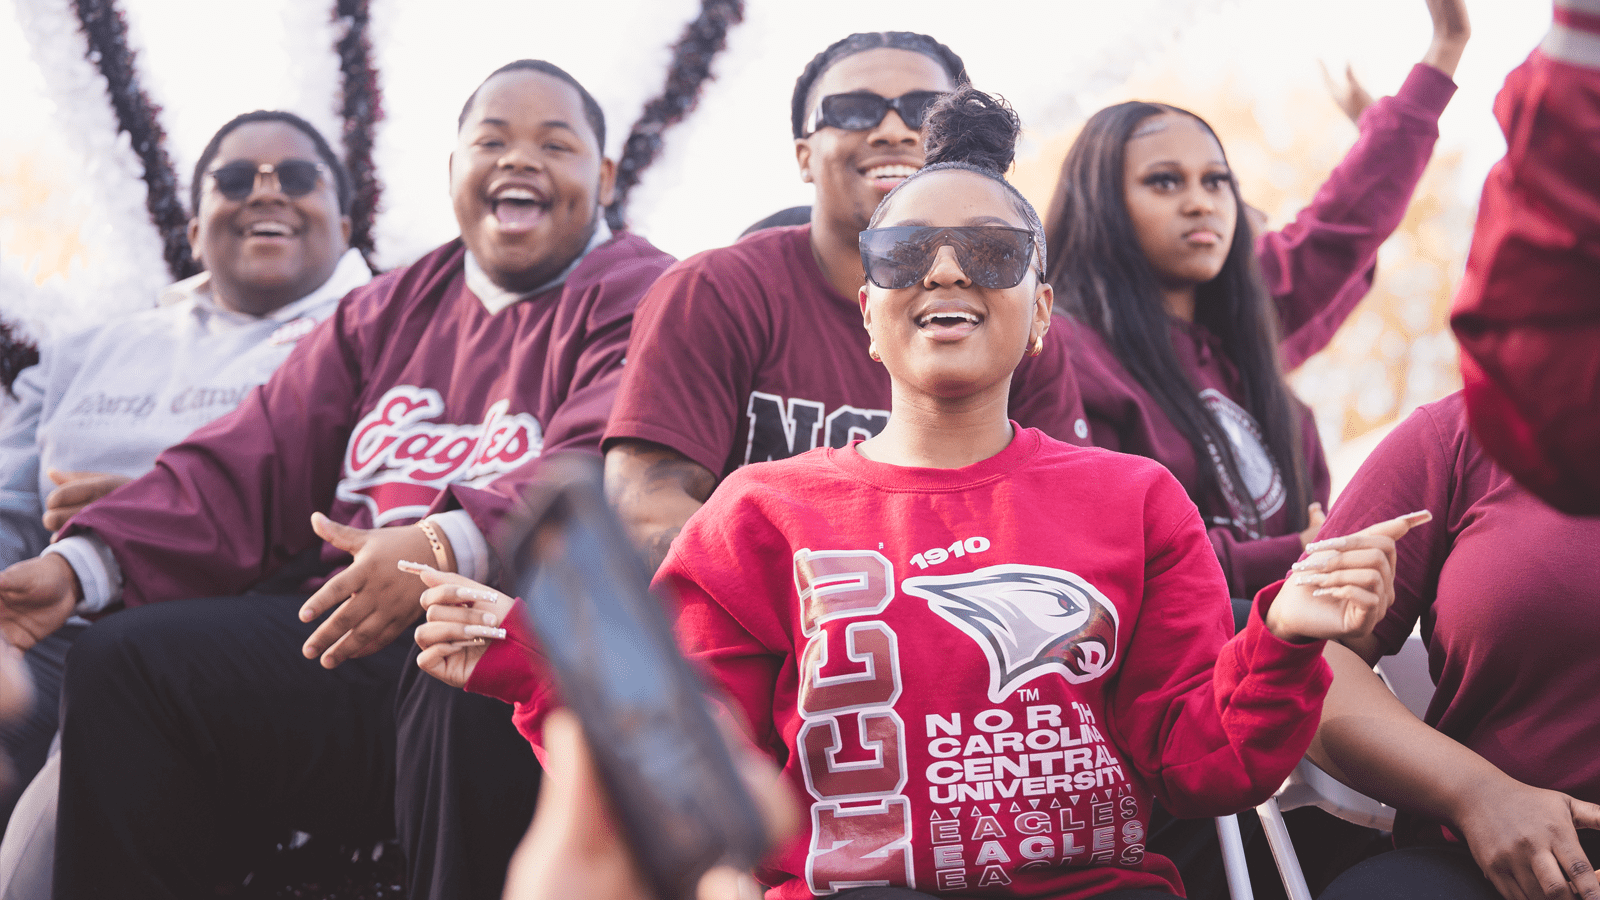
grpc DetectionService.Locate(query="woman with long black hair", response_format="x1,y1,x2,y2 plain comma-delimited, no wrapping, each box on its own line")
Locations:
1045,0,1467,606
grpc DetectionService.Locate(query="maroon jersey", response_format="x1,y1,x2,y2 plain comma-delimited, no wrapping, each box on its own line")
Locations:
1324,392,1600,829
603,225,1089,479
1451,16,1600,514
468,427,1329,898
1066,319,1330,599
64,234,674,605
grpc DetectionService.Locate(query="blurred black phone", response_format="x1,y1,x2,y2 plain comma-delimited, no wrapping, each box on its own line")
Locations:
502,454,769,900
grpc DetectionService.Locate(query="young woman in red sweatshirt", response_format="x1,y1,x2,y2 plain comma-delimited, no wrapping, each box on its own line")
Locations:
414,88,1421,900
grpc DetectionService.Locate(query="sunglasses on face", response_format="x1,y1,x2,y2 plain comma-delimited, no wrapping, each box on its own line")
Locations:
206,159,327,201
805,90,944,136
860,226,1038,290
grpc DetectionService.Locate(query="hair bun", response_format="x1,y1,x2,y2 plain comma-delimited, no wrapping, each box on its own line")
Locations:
922,86,1020,175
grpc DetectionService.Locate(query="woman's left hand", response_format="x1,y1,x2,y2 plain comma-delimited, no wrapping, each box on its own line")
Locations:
411,566,514,689
1267,510,1432,643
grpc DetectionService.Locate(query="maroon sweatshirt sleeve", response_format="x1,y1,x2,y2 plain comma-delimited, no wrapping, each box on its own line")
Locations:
1108,475,1331,818
1264,64,1457,370
1452,15,1600,514
61,284,375,605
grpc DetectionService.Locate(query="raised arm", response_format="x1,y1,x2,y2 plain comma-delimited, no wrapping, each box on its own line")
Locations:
1266,0,1466,368
604,440,716,574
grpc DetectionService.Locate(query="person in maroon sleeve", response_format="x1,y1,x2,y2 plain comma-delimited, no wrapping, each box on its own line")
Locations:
411,88,1422,900
1302,390,1600,900
602,31,1090,573
0,60,674,899
1045,0,1467,608
1451,0,1600,516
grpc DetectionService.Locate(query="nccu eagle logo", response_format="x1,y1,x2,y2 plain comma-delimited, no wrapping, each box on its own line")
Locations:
904,565,1120,702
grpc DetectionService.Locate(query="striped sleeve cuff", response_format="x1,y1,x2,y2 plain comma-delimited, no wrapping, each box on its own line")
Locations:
42,535,122,614
1546,2,1600,69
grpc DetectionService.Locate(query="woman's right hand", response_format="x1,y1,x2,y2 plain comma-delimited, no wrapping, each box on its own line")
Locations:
1453,777,1600,900
409,564,514,689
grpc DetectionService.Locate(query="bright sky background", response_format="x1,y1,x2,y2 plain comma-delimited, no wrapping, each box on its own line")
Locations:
0,0,1550,286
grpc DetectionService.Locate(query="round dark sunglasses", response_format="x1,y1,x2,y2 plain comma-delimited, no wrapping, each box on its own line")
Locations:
207,159,327,201
804,90,945,136
860,226,1038,290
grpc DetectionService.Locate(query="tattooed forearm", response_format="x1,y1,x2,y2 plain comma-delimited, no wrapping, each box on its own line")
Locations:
604,440,717,574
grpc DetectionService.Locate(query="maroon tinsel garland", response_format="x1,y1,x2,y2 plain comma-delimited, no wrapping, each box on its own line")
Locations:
71,0,197,281
607,0,745,231
334,0,384,267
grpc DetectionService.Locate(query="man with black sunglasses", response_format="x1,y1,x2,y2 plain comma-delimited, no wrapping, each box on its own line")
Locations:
603,32,1090,573
0,60,673,900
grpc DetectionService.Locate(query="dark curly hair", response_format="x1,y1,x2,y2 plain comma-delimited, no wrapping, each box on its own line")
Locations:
190,110,353,216
0,317,39,396
790,32,968,140
868,87,1046,277
1043,100,1310,535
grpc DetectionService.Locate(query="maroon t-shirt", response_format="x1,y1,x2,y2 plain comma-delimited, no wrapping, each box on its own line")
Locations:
1323,391,1600,816
1065,318,1330,598
604,225,1089,479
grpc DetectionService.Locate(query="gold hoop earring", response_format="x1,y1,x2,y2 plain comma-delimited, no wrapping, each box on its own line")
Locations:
868,340,881,362
1028,335,1044,357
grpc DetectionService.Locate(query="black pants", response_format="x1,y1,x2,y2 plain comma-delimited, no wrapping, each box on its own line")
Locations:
52,593,543,900
0,623,86,826
53,595,406,898
394,639,541,900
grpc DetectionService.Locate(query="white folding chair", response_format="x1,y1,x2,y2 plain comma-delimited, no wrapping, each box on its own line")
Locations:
1255,634,1434,900
1216,814,1255,900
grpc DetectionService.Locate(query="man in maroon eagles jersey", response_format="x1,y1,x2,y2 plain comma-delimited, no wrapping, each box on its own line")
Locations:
0,61,673,899
602,31,1090,572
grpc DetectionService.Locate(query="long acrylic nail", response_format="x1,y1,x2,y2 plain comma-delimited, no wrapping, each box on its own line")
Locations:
1400,509,1433,526
1312,588,1335,597
1305,536,1348,553
1290,573,1324,587
463,625,507,640
397,559,431,575
457,588,499,603
1290,557,1327,572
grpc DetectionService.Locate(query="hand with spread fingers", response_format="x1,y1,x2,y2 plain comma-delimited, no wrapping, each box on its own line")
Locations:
0,555,81,650
297,512,441,668
41,470,133,533
1266,509,1432,643
410,564,512,689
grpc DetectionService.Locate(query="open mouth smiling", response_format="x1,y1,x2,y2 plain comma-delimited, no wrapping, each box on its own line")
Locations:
490,186,551,229
244,221,295,238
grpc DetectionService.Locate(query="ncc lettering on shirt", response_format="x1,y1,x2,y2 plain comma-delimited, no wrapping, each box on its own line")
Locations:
338,385,544,525
793,548,915,894
745,392,889,465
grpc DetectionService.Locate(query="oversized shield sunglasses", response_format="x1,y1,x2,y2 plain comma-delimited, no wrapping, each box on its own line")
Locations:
859,225,1038,290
